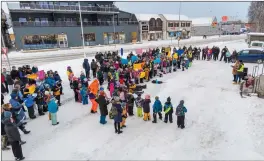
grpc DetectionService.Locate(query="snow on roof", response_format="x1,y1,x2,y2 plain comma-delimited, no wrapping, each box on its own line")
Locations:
162,14,189,21
134,14,161,22
191,17,213,26
247,32,264,36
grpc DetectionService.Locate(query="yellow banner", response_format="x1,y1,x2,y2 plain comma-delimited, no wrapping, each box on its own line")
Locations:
27,74,38,80
140,72,145,79
165,47,170,53
133,63,145,70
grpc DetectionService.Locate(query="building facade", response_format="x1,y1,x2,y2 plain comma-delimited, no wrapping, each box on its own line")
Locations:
190,17,221,36
8,1,139,50
135,14,164,41
1,9,12,49
159,14,192,39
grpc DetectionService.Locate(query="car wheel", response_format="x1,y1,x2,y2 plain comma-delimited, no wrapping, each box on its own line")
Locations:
257,59,262,64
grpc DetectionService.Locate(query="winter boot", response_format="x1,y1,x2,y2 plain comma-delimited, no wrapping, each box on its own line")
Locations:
117,123,123,134
23,129,31,134
20,141,26,145
2,147,10,151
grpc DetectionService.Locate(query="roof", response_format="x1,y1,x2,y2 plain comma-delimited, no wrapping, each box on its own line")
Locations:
191,17,213,26
247,32,264,36
162,14,189,21
134,14,161,21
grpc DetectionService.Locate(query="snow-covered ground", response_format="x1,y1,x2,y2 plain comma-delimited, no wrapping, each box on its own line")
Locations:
7,34,246,59
2,39,264,160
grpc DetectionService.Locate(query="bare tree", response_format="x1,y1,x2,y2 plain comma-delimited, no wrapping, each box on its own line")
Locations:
248,2,264,32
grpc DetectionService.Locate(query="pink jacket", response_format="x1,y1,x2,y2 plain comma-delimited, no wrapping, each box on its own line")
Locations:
109,82,115,92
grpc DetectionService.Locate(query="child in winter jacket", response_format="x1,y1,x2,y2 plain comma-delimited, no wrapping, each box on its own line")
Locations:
35,90,45,116
23,89,36,119
164,97,173,123
88,90,98,113
135,94,143,117
80,86,88,105
152,96,163,123
53,82,61,106
47,95,59,126
120,103,128,128
126,93,135,116
109,80,115,97
142,95,151,121
175,100,187,129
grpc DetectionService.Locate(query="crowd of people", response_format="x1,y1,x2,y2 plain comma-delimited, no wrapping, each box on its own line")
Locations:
1,44,239,160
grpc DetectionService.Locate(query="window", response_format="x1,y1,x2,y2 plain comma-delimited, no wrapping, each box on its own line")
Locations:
168,22,173,27
40,18,48,25
174,23,179,27
141,22,147,25
181,23,185,27
60,2,68,6
186,23,190,27
251,43,264,47
249,50,264,55
240,50,249,55
19,18,27,23
84,33,96,42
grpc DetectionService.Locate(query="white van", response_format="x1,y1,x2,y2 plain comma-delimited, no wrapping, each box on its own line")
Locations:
249,41,264,49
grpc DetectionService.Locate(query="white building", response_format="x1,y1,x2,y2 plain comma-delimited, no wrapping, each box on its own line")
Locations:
135,14,164,41
159,14,192,39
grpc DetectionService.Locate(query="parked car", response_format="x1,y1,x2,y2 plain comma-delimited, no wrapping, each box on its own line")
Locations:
249,41,264,49
237,48,264,63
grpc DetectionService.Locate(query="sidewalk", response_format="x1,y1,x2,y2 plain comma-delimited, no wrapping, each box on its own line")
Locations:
8,34,246,59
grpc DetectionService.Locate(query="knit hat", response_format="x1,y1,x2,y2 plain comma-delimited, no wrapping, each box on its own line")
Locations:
44,91,50,95
167,97,171,102
155,96,159,100
145,94,150,99
180,100,184,105
99,91,105,96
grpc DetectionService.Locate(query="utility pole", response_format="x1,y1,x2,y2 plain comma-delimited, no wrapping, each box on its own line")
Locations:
178,1,181,47
78,1,85,58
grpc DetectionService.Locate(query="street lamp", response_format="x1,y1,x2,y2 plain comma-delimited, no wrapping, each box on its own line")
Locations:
78,1,85,58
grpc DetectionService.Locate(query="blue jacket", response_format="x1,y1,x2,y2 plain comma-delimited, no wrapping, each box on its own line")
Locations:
54,74,62,82
176,104,187,116
153,100,162,113
80,88,88,97
45,77,56,88
23,95,36,108
48,98,58,113
9,99,26,126
83,59,90,71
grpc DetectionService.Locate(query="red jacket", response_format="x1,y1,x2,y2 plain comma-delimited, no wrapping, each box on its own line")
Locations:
1,74,5,83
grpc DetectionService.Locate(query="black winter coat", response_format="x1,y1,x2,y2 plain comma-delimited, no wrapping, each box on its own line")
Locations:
96,95,109,116
4,123,21,142
10,70,19,80
142,99,151,113
6,74,14,85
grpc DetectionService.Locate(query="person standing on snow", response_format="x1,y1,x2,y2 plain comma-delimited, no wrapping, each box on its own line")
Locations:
220,46,228,61
90,59,97,78
175,100,187,129
164,97,173,123
2,111,25,161
152,96,163,123
96,91,109,124
83,58,91,79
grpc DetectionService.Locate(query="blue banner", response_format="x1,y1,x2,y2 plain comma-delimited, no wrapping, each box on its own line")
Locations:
131,55,138,63
177,49,184,56
121,48,123,56
121,58,128,65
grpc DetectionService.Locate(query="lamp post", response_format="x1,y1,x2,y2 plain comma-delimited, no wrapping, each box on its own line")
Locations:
78,1,85,58
177,1,181,47
113,13,116,48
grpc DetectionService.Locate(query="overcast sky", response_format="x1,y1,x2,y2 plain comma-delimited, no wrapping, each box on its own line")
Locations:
115,2,250,21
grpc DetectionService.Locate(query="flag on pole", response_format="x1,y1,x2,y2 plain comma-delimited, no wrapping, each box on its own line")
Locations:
211,16,218,28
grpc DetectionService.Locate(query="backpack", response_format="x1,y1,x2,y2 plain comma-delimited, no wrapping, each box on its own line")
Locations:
176,105,183,116
110,104,118,119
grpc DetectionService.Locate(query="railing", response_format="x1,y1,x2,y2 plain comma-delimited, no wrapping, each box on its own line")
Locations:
12,21,139,27
15,3,119,12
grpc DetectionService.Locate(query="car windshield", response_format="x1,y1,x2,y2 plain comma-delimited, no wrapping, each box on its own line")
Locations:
252,43,263,47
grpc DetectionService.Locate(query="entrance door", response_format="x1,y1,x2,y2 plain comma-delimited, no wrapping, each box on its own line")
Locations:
58,34,68,48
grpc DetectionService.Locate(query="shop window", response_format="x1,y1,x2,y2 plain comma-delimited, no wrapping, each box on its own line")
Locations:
174,23,179,27
23,34,58,49
84,33,96,42
181,23,186,27
186,23,190,27
168,22,173,27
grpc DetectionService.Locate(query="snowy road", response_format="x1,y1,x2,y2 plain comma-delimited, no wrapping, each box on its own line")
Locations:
2,35,245,67
2,39,264,160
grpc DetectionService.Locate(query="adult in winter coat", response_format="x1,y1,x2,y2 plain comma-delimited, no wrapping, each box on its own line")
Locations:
96,91,109,124
10,66,19,80
220,46,228,61
232,60,240,82
152,96,163,123
6,72,14,93
175,100,187,129
2,111,25,160
112,96,123,134
9,93,30,134
83,58,90,79
1,73,7,94
1,106,10,151
164,97,173,123
91,59,97,78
